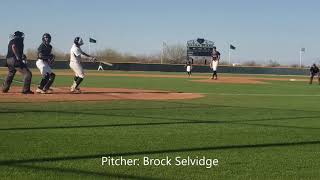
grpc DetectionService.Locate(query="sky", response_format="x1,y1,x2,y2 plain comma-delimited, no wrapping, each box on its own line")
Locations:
1,0,320,65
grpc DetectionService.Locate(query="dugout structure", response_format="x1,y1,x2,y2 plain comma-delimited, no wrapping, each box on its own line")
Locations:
187,38,215,64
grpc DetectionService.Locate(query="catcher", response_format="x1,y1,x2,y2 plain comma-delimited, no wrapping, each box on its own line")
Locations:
309,63,320,84
36,33,56,94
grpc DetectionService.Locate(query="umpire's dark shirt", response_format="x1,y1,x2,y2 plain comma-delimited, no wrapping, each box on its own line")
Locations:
37,43,52,61
310,66,319,74
6,38,24,59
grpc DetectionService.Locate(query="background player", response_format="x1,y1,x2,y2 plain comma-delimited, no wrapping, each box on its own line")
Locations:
2,31,33,94
309,63,320,84
36,33,56,94
210,46,220,80
69,37,96,93
185,59,192,78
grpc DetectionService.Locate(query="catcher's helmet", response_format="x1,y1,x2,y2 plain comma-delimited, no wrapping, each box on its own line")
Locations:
74,37,84,46
42,33,51,44
13,31,24,39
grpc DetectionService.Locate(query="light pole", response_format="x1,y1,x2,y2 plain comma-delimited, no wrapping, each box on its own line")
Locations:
300,48,305,68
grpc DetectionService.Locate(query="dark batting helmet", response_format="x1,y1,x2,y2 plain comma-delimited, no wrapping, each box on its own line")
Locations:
74,37,84,46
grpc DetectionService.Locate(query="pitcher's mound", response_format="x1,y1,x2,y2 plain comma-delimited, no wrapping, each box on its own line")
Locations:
0,87,203,102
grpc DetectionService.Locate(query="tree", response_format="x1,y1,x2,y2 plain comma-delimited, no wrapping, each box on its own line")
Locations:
96,48,123,62
25,49,37,60
162,43,186,64
242,60,259,66
267,59,280,67
53,49,69,60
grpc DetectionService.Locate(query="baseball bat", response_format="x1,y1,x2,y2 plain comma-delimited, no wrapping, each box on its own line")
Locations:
97,60,113,66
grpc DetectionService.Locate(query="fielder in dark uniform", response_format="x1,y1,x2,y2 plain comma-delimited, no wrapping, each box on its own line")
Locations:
2,31,33,94
309,63,320,84
36,33,56,93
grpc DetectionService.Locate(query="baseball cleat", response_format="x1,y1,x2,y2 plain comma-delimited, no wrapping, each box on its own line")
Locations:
71,89,81,94
70,87,81,93
75,87,81,93
22,90,34,94
45,89,53,93
36,88,47,94
70,82,77,92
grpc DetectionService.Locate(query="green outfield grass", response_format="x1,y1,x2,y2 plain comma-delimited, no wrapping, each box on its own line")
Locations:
0,70,319,180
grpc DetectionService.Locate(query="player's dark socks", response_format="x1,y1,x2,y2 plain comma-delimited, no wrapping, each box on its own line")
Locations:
213,71,218,80
75,77,83,88
74,76,79,82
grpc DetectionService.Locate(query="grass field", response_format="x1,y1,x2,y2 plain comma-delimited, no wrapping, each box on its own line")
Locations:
0,69,320,180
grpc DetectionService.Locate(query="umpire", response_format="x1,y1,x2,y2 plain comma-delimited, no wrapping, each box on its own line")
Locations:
309,63,320,85
2,31,33,94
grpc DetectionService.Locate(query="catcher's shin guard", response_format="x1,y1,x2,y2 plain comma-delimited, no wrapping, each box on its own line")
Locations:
39,73,50,89
43,73,55,91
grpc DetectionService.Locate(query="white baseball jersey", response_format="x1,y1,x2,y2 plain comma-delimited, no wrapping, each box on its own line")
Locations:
70,44,84,63
70,44,85,78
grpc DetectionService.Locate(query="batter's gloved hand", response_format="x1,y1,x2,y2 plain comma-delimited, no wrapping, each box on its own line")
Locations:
22,54,28,64
22,54,27,60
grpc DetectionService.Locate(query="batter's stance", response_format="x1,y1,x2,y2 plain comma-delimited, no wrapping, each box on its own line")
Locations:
69,37,96,93
2,31,33,94
210,46,220,80
36,33,56,94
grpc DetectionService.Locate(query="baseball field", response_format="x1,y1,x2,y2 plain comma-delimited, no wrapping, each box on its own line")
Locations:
0,68,320,180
